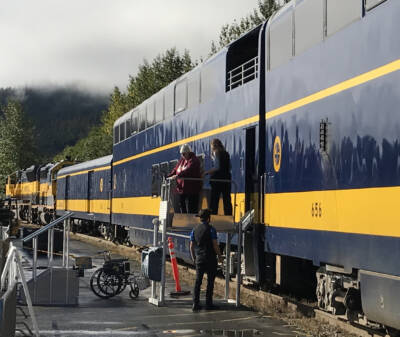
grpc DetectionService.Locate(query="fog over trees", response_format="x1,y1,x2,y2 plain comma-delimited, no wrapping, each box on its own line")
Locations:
0,0,286,190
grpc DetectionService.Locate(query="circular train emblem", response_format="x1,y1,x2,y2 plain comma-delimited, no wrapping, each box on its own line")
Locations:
99,178,104,192
273,136,282,172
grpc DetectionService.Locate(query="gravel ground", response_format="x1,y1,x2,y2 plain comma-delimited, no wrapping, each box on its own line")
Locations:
263,303,360,337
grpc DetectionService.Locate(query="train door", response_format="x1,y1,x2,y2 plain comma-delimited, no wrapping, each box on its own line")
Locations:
65,176,70,211
244,127,257,213
88,171,94,213
243,126,264,283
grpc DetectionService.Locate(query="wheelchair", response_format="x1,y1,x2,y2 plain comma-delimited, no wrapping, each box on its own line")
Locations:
90,251,146,299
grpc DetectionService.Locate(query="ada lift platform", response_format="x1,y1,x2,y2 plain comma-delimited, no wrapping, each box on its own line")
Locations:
148,179,255,308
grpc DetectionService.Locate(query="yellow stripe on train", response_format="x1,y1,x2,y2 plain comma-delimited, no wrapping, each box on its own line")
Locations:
112,58,400,168
265,186,400,238
56,199,111,214
57,193,245,221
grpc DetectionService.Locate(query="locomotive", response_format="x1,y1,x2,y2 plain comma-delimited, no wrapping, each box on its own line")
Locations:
5,161,72,224
6,0,400,332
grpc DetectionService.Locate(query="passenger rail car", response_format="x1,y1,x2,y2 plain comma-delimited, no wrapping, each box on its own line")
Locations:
263,0,400,330
111,24,261,259
112,0,400,331
6,0,400,332
56,156,113,237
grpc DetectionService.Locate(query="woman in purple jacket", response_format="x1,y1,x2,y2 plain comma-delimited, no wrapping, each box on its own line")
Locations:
168,144,202,213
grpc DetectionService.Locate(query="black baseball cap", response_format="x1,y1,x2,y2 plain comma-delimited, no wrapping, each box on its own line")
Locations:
197,208,212,220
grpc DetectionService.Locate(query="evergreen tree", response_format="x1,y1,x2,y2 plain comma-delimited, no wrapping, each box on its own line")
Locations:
0,101,37,193
211,0,290,54
56,48,195,161
126,48,194,109
100,87,128,147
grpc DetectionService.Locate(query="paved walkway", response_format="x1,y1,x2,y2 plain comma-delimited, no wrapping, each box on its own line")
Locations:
16,239,309,337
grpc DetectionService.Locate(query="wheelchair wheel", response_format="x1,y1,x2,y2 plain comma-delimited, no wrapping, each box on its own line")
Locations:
90,269,110,299
97,270,123,298
129,282,139,299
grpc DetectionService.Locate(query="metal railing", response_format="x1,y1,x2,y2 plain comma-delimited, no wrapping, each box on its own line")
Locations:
226,56,259,91
164,176,238,219
1,243,40,337
22,212,73,242
22,212,74,281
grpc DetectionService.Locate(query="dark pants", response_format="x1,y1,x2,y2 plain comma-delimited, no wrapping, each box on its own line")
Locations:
193,260,217,306
179,194,199,214
210,183,232,215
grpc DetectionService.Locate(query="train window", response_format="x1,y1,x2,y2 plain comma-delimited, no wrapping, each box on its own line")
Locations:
131,109,138,134
326,0,361,36
119,122,125,142
147,101,155,128
201,59,220,103
226,26,260,91
365,0,387,11
126,119,132,137
175,79,187,114
164,84,174,119
139,106,146,132
295,0,323,56
40,169,48,181
25,165,37,182
151,164,161,197
113,125,119,145
269,6,293,70
155,94,164,124
188,72,200,108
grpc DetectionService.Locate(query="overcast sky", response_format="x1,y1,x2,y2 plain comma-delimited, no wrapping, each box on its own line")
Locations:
0,0,260,93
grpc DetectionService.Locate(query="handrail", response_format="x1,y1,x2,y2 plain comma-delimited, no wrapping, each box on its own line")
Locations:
227,56,259,91
22,212,74,243
228,56,259,75
229,63,258,81
1,243,40,337
169,176,238,193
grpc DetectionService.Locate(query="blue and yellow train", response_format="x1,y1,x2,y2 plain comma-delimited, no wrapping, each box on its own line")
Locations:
5,161,73,224
6,0,400,332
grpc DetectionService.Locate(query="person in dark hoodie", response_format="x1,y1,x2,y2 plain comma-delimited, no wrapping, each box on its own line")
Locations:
204,138,232,215
190,208,222,311
167,144,202,213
